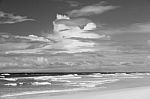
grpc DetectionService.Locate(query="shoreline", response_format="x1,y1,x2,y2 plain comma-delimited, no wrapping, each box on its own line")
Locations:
1,75,150,99
6,84,150,99
48,86,150,99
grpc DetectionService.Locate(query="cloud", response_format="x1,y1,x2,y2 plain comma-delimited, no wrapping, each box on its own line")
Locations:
15,35,51,42
67,3,118,17
0,43,31,51
3,14,111,54
54,0,80,7
66,1,80,7
83,23,96,31
98,22,150,34
128,23,150,33
53,14,108,39
55,17,92,28
0,11,35,24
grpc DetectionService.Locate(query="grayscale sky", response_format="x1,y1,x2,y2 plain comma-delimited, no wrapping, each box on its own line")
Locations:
0,0,150,73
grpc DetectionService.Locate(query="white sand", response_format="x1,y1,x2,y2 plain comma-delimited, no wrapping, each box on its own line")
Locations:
30,86,150,99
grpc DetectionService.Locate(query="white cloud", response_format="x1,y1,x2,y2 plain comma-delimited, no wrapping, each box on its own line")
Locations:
56,14,70,20
53,14,110,39
83,23,96,31
67,3,118,17
15,35,51,42
54,21,102,39
55,15,92,27
51,14,111,53
0,11,35,24
4,14,111,54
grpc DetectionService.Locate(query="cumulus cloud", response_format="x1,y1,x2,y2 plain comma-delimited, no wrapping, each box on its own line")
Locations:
83,23,96,31
49,14,111,53
67,3,118,17
56,14,70,20
4,14,111,54
54,14,92,30
53,14,106,39
0,11,35,24
55,17,92,28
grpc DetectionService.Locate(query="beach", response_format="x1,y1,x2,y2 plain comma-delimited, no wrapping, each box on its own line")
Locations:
1,73,150,99
47,86,150,99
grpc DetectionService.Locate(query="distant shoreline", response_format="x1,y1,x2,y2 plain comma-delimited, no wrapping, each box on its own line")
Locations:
1,71,150,74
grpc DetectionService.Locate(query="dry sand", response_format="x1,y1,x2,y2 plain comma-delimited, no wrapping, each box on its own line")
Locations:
42,86,150,99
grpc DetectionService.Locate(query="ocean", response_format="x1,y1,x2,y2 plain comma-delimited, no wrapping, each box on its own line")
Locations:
0,72,150,98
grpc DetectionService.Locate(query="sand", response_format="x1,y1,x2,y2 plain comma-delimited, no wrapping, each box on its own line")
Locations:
42,86,150,99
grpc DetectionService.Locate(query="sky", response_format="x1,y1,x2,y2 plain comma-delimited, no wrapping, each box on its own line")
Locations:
0,0,150,73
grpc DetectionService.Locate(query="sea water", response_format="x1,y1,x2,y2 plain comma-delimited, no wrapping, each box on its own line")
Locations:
0,72,149,98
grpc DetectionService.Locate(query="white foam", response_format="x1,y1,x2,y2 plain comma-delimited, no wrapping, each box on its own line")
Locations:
98,73,144,79
145,73,150,75
29,75,81,81
53,74,81,80
66,79,119,88
51,79,71,83
32,82,51,86
1,78,17,81
1,73,10,76
0,75,80,82
87,73,103,78
4,83,17,86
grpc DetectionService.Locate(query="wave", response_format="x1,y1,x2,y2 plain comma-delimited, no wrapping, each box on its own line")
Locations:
1,73,149,81
87,73,149,78
1,78,18,81
31,82,51,86
4,83,17,86
1,73,149,88
66,79,119,88
1,73,10,76
0,74,80,81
